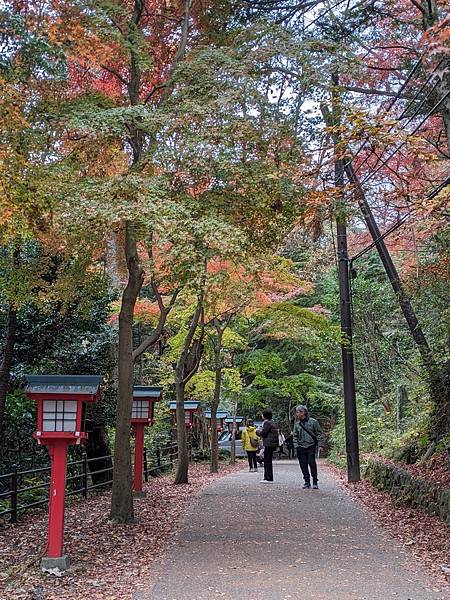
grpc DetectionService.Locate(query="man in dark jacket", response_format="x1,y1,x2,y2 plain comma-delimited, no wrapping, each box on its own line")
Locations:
293,404,324,489
257,408,278,483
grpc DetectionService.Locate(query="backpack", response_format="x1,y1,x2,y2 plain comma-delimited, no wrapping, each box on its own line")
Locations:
249,435,259,449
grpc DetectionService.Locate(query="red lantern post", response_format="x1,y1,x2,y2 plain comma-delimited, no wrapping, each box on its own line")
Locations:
26,375,102,571
169,401,200,429
131,386,163,496
204,410,228,436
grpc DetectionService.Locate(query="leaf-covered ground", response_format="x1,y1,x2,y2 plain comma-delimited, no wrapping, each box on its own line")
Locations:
0,462,242,600
329,464,450,585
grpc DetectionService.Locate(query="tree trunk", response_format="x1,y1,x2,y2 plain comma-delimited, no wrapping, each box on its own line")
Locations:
110,223,144,522
85,423,113,485
210,325,224,473
0,303,17,439
173,269,206,484
396,385,408,434
105,232,122,289
344,162,450,435
174,379,189,484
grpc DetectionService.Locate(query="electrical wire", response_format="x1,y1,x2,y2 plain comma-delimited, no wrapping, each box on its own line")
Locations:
349,174,450,262
353,74,444,177
348,58,445,173
358,88,450,187
303,0,367,31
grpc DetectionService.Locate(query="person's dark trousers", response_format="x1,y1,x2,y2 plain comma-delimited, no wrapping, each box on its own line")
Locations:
297,445,318,484
288,447,294,459
247,450,258,470
264,446,275,481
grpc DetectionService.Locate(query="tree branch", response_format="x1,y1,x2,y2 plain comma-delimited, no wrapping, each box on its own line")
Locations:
408,0,426,13
158,0,192,107
344,85,413,99
144,84,167,104
101,64,129,86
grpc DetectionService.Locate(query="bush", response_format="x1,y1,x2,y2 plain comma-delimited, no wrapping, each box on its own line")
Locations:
191,448,211,462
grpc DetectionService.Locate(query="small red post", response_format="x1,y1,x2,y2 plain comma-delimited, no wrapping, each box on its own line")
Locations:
47,440,70,559
133,423,145,494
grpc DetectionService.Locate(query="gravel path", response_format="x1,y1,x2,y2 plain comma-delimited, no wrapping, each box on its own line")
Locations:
141,460,449,600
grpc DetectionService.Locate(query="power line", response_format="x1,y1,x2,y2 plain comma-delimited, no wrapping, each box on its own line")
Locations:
358,88,450,187
349,174,450,262
353,72,444,177
348,58,444,173
303,0,367,31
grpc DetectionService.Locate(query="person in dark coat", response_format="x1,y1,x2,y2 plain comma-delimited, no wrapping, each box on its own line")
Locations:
256,408,278,483
293,404,324,489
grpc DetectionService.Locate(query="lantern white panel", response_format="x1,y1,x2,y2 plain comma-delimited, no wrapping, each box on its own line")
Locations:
132,399,150,419
184,410,190,424
42,399,78,432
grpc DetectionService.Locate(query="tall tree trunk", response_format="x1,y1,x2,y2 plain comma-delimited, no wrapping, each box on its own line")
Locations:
174,379,189,484
110,223,144,522
174,271,206,484
0,304,17,439
345,158,449,437
105,232,122,289
210,324,224,473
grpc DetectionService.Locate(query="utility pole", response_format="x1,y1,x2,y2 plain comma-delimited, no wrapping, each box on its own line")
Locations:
329,74,361,482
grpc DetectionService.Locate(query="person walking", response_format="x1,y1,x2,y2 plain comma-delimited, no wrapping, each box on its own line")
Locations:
241,419,259,472
257,408,279,484
293,404,324,489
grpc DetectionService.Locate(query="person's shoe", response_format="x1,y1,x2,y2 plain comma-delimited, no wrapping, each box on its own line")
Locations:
302,483,311,489
260,479,273,484
313,483,319,489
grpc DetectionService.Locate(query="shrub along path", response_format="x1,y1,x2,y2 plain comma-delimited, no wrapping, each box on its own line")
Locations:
142,460,449,600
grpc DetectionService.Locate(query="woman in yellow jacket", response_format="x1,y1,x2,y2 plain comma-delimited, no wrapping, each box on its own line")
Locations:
241,419,260,472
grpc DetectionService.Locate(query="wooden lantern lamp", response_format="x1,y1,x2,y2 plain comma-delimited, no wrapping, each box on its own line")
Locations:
131,385,163,496
26,374,102,571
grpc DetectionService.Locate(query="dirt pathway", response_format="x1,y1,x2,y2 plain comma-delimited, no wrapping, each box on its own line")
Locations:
141,460,449,600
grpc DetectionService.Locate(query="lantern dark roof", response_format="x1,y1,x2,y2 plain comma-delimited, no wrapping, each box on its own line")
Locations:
204,410,228,419
25,375,102,395
169,401,200,411
225,416,243,423
133,386,163,398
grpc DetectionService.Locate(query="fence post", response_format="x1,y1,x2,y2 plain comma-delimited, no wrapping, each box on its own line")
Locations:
143,447,149,483
82,452,88,499
156,447,161,469
10,465,18,524
169,445,173,468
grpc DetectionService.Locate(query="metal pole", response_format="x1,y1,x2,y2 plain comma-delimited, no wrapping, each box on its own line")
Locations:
10,464,18,524
332,73,361,482
82,451,88,499
144,447,149,482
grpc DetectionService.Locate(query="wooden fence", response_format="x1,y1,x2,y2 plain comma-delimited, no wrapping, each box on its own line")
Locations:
0,443,178,523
